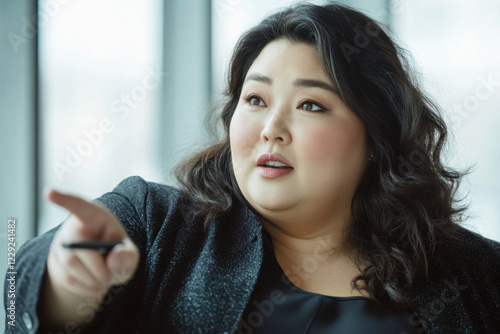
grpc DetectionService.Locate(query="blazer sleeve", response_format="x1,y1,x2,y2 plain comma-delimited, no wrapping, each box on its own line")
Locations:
4,225,60,333
3,176,151,334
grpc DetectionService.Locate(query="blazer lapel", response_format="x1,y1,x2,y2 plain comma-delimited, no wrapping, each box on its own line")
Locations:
171,198,264,333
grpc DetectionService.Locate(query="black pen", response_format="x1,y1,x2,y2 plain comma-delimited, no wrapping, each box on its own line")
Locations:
62,241,122,254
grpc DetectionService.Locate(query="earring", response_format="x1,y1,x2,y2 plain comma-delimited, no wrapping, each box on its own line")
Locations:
368,153,375,162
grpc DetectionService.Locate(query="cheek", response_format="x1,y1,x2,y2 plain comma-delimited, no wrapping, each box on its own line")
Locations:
299,121,366,165
230,109,261,182
229,109,258,159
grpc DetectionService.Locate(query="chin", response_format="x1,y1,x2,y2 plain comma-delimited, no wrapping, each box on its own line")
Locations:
254,201,291,212
248,190,296,212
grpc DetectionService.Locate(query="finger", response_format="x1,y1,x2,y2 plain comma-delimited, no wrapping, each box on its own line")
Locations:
46,189,104,226
106,238,140,285
64,274,102,297
75,248,111,285
55,245,104,291
50,250,101,297
54,229,112,286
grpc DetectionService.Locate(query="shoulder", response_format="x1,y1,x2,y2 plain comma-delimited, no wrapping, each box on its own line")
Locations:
430,224,500,282
409,225,500,331
96,175,189,215
108,175,184,201
441,225,500,263
95,176,203,250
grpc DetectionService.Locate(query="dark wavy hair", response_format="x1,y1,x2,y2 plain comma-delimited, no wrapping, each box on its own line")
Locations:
174,1,468,306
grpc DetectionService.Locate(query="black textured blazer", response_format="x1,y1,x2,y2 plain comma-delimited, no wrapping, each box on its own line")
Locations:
4,176,500,333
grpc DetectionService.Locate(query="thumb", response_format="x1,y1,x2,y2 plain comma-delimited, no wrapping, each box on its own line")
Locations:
106,238,140,285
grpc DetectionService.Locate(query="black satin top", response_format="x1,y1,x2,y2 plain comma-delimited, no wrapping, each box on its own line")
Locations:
238,231,422,334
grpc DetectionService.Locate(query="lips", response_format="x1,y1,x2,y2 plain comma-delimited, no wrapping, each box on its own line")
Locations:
256,153,293,169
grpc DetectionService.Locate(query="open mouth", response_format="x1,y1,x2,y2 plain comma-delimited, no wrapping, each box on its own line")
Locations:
258,161,294,169
256,157,294,179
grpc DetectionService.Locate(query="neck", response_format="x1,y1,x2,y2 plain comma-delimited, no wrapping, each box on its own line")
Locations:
259,213,355,265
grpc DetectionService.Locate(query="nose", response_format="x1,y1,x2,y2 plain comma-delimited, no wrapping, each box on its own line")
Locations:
260,109,291,145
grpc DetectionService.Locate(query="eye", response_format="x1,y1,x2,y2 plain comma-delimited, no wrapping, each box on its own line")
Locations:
299,100,326,112
244,94,266,107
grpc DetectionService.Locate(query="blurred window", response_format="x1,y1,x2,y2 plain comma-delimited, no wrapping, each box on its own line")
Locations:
39,0,164,233
392,0,500,241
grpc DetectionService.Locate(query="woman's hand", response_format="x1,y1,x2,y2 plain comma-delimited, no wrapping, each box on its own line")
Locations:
40,189,139,326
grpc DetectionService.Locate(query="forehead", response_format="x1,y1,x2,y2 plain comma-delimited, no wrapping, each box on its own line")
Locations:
246,39,330,81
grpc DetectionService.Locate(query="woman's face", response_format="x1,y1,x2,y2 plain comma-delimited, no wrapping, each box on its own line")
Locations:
230,39,369,229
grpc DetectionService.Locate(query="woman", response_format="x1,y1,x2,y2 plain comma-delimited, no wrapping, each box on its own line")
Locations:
6,2,500,334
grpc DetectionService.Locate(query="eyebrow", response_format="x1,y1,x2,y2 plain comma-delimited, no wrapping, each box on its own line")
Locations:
244,73,338,95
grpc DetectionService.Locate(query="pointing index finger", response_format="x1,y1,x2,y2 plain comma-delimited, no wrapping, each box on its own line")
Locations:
46,189,103,223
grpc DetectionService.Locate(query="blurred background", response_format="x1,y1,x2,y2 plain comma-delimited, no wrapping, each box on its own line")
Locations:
1,0,499,330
